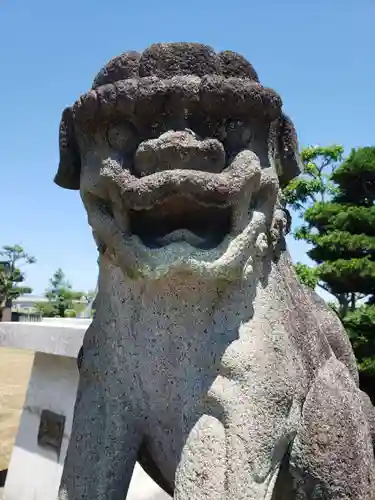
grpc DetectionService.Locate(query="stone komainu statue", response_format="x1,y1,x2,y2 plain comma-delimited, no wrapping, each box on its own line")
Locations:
55,43,375,499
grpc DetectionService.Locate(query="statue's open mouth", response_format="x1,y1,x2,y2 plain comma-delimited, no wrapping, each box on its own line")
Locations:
86,149,266,264
129,195,232,249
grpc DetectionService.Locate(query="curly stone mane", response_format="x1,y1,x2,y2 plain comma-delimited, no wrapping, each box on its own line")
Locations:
55,42,301,191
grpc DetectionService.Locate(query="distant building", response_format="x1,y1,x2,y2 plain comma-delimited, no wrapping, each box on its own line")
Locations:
12,295,49,313
12,295,89,314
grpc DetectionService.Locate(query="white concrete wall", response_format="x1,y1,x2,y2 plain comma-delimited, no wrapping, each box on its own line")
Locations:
4,353,78,500
3,350,169,500
40,318,92,327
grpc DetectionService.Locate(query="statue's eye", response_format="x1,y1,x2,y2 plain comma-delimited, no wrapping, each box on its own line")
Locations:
226,120,247,135
225,120,253,152
207,120,227,142
106,121,137,152
187,117,226,141
149,122,164,138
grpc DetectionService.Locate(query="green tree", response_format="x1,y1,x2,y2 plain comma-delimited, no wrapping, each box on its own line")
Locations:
342,305,375,373
293,263,319,290
34,301,59,318
303,147,375,315
282,144,344,289
283,145,375,398
64,309,77,318
0,244,36,311
325,148,375,381
43,268,83,318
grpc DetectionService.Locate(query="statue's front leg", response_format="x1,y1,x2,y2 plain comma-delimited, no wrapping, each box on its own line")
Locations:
173,412,284,500
58,351,141,500
173,414,227,499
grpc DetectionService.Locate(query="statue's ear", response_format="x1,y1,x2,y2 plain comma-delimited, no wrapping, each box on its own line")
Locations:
277,114,302,189
54,107,81,190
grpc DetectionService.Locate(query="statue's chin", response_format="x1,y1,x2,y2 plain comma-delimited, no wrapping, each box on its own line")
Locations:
108,210,269,282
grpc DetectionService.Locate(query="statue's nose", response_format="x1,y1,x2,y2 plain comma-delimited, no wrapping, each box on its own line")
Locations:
133,129,226,177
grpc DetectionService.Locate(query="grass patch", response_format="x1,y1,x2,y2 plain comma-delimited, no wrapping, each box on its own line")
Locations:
0,349,33,469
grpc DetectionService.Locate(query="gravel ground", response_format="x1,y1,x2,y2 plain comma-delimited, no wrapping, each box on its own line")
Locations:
0,348,33,469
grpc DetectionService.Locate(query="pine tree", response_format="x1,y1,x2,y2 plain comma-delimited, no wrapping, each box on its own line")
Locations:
327,147,375,384
41,268,83,318
284,146,375,396
306,147,375,315
0,244,36,311
282,144,344,291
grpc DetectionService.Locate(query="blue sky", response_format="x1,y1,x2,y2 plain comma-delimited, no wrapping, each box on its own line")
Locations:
0,0,374,295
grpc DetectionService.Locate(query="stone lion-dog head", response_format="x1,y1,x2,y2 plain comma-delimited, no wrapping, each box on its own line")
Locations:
54,42,301,281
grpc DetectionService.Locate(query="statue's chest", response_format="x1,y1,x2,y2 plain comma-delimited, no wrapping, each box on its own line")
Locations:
140,333,303,492
129,319,303,420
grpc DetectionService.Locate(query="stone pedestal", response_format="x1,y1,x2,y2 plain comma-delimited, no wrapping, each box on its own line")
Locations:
0,320,169,500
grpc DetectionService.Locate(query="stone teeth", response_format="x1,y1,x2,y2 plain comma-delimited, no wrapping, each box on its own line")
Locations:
114,208,130,234
231,191,252,234
156,229,206,248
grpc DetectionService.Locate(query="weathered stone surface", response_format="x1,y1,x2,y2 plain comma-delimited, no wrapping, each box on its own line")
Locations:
55,42,375,499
